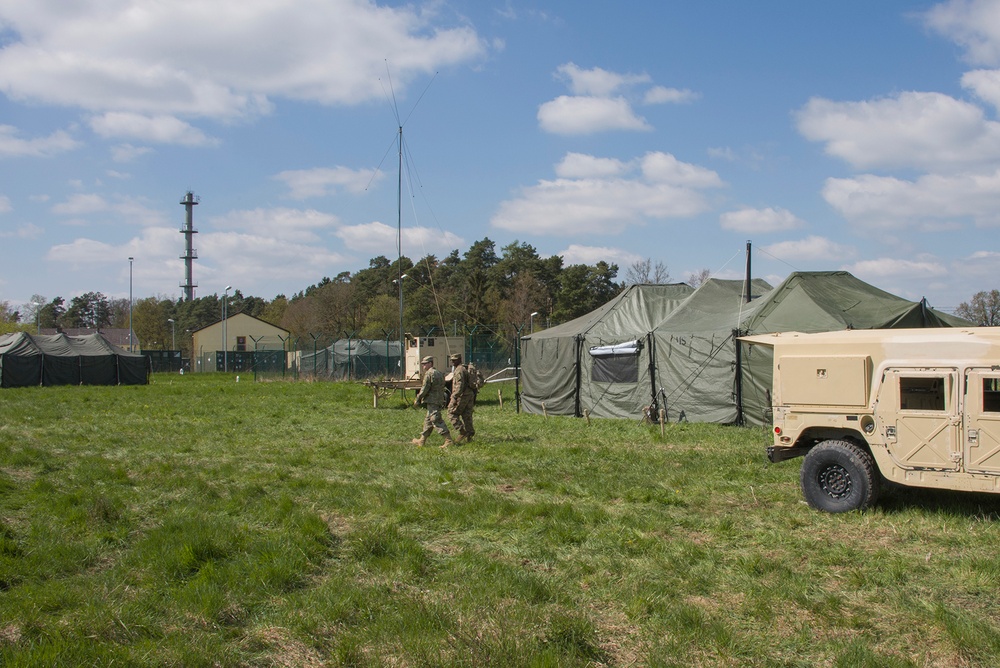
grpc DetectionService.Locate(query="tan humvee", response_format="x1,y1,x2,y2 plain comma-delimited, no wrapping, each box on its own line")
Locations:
741,327,1000,512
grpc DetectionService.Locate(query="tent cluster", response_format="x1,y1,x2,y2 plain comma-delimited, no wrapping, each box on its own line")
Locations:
0,332,150,388
519,271,969,426
298,339,402,380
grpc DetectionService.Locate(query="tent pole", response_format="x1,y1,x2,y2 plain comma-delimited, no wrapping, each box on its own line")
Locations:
574,335,583,418
744,240,752,303
733,328,745,426
646,332,659,418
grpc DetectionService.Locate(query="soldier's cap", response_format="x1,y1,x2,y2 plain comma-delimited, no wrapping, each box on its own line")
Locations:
421,356,434,365
449,353,461,362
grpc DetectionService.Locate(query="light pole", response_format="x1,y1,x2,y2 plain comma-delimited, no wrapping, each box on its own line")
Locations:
128,257,134,351
31,301,40,334
223,286,231,372
530,311,539,334
167,318,175,350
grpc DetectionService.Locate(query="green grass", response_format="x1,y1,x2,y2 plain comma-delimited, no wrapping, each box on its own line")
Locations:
2,373,1000,666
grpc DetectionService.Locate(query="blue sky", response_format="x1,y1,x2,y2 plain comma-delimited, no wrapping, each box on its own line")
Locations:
1,0,999,313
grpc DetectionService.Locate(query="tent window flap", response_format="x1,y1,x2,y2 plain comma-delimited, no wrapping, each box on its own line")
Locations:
590,340,641,383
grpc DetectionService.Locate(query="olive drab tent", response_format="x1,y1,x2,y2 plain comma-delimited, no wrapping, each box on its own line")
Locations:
520,271,969,426
0,332,150,388
519,283,695,418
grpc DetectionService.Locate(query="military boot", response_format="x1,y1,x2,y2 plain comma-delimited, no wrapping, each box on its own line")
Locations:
441,437,455,449
411,436,426,447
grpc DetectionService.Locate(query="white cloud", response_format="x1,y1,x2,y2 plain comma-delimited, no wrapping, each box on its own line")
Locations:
822,171,1000,228
643,85,698,105
640,152,723,188
555,63,650,96
0,0,488,120
50,193,169,226
334,220,463,256
538,95,650,135
554,153,627,179
52,193,108,216
273,166,380,199
558,243,642,267
0,195,10,213
796,91,1000,172
844,257,949,280
720,207,805,233
111,143,153,163
539,63,696,135
89,112,217,146
762,236,855,262
0,223,43,240
491,151,724,236
0,125,80,157
961,68,1000,112
924,0,1000,66
209,207,340,243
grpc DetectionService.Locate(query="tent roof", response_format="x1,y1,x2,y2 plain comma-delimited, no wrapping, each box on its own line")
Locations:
654,277,773,332
742,271,969,333
526,283,695,341
0,332,146,357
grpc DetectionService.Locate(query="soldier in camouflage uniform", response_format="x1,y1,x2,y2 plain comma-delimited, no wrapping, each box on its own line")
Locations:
412,356,454,448
447,353,476,443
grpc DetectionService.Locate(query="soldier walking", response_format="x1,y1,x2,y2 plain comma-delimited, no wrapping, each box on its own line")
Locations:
447,353,476,443
412,356,454,448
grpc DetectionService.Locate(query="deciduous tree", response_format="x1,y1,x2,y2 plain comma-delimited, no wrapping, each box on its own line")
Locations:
956,289,1000,326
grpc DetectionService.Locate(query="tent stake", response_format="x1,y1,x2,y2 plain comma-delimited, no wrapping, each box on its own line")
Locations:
659,408,666,437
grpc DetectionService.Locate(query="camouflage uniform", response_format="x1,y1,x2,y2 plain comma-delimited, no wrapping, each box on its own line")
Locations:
447,354,475,442
413,356,452,447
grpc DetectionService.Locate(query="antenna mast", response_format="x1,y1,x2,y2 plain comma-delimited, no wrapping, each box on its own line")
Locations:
397,124,405,378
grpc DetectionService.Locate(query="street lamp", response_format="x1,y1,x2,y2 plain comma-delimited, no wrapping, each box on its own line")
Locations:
167,318,175,351
128,257,134,351
223,286,231,372
530,311,539,334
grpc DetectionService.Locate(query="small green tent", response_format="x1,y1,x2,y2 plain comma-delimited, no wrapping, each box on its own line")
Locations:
299,339,402,380
519,283,695,418
0,332,150,387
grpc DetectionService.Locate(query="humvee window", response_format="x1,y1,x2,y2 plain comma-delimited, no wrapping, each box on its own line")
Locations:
984,377,1000,413
899,376,945,411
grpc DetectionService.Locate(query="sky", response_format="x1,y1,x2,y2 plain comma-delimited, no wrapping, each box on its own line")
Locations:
2,0,1000,315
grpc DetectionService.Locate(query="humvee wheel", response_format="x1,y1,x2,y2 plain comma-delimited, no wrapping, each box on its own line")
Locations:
800,440,879,513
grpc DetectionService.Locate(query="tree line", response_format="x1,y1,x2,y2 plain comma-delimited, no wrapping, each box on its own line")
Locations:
2,239,996,359
0,239,696,359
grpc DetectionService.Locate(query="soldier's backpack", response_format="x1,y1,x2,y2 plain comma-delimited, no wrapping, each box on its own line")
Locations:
467,362,485,395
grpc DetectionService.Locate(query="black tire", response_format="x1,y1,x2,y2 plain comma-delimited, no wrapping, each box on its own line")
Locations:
800,440,880,513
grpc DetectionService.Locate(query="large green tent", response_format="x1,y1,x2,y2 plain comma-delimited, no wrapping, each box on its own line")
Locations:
520,271,968,425
0,332,150,387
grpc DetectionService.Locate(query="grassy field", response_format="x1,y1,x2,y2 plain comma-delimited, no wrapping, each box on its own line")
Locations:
2,374,1000,666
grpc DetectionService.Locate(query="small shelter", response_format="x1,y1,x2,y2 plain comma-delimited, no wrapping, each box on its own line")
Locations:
0,332,149,387
519,283,695,417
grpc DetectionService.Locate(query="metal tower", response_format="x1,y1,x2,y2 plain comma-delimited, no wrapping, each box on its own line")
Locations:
179,192,199,301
